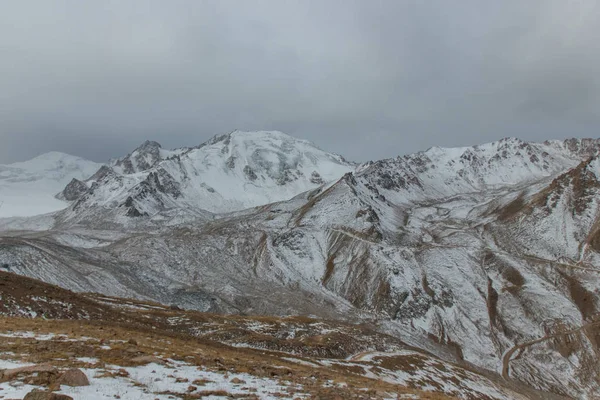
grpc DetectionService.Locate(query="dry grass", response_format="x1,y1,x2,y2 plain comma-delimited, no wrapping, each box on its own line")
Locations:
0,317,454,399
497,194,527,221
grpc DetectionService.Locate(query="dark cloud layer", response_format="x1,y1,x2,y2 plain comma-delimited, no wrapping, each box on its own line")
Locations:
1,0,599,163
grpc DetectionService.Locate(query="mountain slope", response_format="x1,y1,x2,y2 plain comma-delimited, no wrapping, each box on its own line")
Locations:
0,152,102,218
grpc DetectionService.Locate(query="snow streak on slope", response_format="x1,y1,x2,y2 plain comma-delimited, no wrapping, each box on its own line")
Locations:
0,152,102,218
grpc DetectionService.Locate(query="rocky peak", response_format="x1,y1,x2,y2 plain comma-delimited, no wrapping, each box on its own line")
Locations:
56,178,89,201
89,165,115,182
532,154,600,216
137,140,162,151
560,138,600,158
112,140,163,174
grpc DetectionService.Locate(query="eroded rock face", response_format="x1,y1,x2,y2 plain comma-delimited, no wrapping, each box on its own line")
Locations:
113,140,163,174
57,179,88,201
310,171,324,185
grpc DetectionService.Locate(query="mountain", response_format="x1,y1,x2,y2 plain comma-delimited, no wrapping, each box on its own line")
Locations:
1,135,600,398
0,152,102,218
59,130,354,225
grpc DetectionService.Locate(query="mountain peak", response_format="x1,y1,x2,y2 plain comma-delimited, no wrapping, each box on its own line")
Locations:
111,140,164,174
204,130,316,147
4,151,89,169
136,140,162,151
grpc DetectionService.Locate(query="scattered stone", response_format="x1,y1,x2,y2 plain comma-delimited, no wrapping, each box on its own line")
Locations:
55,368,90,387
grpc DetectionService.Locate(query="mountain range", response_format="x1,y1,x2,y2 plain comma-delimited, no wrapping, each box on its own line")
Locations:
1,131,600,399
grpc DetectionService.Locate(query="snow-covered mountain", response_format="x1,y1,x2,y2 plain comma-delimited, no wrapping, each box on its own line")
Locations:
2,134,600,398
356,137,599,205
62,130,355,221
0,152,102,218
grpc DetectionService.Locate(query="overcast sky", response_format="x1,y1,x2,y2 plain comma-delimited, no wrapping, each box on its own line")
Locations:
1,0,599,163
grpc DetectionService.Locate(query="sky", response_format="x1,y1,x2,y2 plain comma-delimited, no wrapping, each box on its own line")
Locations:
1,0,599,164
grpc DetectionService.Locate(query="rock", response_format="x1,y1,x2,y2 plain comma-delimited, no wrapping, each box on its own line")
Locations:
0,364,56,382
230,377,246,384
24,390,74,400
58,178,89,201
55,368,90,387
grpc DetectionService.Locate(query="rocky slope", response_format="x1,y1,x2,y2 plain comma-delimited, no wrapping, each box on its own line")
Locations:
1,135,600,398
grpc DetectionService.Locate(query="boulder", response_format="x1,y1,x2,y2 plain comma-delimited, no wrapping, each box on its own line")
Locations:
24,390,74,400
55,368,90,387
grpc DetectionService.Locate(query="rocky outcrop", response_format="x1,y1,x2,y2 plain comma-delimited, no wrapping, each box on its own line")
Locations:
113,140,163,174
56,178,88,201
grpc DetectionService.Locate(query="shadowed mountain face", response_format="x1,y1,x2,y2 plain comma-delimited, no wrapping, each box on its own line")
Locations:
1,134,600,398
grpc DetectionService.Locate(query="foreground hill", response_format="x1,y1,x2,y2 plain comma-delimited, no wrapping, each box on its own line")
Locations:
0,271,540,399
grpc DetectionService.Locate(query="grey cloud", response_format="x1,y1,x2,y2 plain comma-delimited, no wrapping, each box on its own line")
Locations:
0,0,599,163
